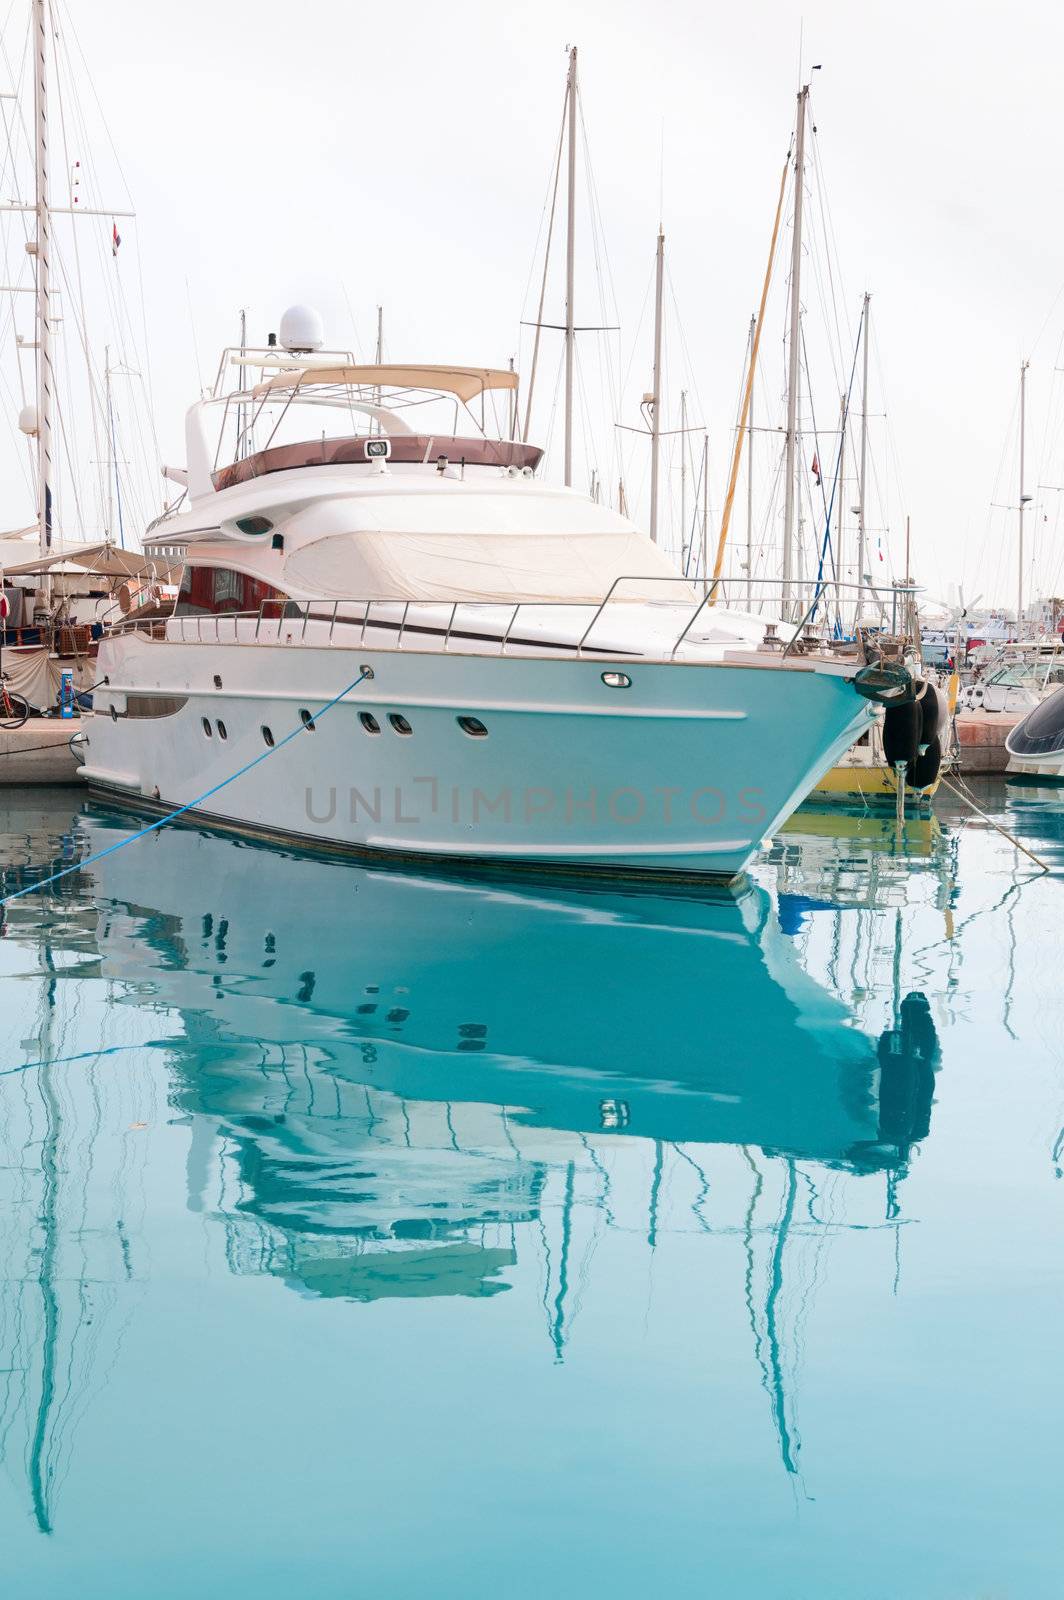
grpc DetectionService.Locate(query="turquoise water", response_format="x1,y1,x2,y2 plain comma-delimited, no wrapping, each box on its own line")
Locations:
0,780,1061,1598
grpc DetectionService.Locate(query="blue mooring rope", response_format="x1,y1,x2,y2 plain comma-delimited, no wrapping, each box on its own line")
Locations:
0,667,370,908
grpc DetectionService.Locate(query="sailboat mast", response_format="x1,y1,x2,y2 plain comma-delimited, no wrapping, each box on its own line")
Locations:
105,349,125,549
782,86,808,615
904,512,912,634
104,345,112,539
1018,358,1028,637
563,45,577,488
374,304,383,432
836,390,846,621
857,292,871,617
649,226,664,542
746,313,755,608
701,432,709,586
236,309,248,460
679,388,687,552
32,0,54,562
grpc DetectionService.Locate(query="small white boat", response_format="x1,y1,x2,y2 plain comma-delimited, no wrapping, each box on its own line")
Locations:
1006,685,1064,780
78,328,900,884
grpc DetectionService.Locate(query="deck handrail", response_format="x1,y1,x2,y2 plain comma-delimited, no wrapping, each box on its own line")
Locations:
118,576,918,661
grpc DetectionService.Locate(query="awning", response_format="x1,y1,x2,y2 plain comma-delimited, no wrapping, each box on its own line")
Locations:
251,364,519,404
0,542,180,582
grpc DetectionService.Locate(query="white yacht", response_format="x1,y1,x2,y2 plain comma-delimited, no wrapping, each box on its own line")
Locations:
79,319,891,884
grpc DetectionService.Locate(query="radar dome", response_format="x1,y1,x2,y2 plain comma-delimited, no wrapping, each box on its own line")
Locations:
279,304,325,353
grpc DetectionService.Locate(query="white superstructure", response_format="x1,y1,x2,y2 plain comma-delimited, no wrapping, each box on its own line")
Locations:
79,343,880,882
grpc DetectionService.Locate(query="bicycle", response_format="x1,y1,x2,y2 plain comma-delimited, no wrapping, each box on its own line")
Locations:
0,673,30,730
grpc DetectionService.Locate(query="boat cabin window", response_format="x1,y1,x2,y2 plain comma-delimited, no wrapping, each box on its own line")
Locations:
174,565,295,618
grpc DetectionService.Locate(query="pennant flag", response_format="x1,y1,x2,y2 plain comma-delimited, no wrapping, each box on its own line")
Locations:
811,451,822,487
112,221,121,257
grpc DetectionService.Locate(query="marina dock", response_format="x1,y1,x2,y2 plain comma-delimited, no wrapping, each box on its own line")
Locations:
0,720,81,783
954,708,1021,774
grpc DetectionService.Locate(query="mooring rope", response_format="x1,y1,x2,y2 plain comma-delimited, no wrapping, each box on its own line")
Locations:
0,667,371,908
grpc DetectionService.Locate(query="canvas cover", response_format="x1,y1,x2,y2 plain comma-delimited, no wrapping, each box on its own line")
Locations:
279,489,695,604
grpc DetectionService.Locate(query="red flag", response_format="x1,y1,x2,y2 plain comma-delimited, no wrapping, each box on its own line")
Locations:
811,451,822,487
112,221,121,257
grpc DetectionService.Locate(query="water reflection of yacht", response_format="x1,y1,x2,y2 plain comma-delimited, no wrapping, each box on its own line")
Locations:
80,807,941,1260
80,808,942,1483
86,814,899,1161
0,792,945,1500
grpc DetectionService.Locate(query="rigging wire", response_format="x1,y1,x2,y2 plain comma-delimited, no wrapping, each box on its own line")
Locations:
811,314,865,618
51,0,162,480
520,88,566,445
577,95,624,501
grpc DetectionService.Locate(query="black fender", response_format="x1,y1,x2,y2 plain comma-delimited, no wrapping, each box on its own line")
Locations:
915,681,947,755
908,734,942,790
917,681,941,752
883,698,921,769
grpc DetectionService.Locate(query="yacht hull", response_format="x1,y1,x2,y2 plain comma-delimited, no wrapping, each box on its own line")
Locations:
80,635,871,882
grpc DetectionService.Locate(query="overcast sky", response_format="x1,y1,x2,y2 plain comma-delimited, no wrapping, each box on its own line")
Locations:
8,0,1064,609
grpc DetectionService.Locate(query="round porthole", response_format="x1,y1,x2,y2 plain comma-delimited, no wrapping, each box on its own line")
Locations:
457,716,488,737
359,712,381,734
300,708,316,731
601,671,632,689
261,725,275,747
202,717,213,737
217,720,228,740
388,713,413,735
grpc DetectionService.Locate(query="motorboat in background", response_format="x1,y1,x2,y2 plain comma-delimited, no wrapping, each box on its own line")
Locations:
75,313,916,885
1005,684,1064,780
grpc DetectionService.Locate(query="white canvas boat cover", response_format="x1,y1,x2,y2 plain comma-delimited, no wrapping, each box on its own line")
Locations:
1,646,94,710
281,493,694,604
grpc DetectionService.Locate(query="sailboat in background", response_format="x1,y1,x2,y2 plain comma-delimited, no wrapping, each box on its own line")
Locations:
519,46,624,512
0,0,165,715
707,81,941,806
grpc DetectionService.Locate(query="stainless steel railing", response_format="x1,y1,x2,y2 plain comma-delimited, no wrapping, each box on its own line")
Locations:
111,576,918,662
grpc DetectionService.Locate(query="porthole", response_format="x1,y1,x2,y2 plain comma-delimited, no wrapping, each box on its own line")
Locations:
359,712,381,734
217,720,228,740
261,725,274,747
601,671,632,689
457,715,488,738
299,708,316,731
202,717,213,737
388,713,413,736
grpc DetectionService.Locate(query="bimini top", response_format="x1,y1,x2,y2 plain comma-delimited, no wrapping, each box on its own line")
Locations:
250,364,519,404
